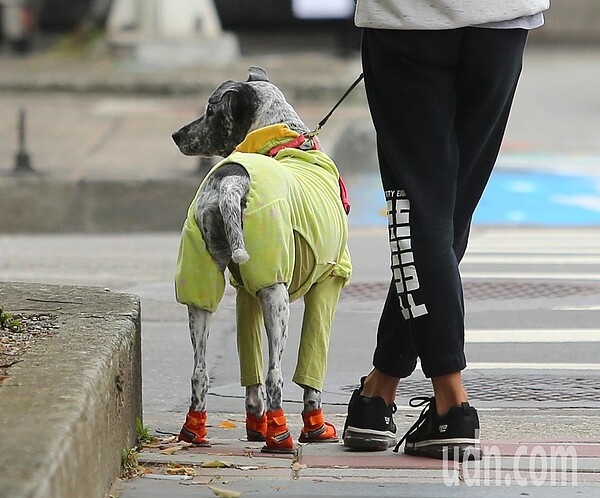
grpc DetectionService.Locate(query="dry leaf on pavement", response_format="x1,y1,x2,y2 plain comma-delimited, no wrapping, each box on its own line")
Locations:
165,465,196,477
208,485,243,497
201,460,233,468
218,420,238,429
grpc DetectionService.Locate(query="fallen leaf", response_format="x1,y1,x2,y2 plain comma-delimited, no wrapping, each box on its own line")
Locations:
166,466,196,477
236,465,259,471
141,436,162,448
218,420,237,429
201,460,233,468
208,485,243,497
141,474,193,481
159,445,184,455
181,477,214,486
291,462,307,471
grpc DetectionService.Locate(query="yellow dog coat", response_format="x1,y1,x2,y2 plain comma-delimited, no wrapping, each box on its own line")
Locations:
174,124,352,390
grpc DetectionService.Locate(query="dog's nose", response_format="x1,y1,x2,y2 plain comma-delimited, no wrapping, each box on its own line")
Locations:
172,130,182,146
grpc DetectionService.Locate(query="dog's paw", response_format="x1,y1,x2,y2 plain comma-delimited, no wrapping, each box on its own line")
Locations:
232,249,250,264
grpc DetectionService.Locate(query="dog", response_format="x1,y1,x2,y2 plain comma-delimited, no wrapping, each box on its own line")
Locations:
171,66,352,453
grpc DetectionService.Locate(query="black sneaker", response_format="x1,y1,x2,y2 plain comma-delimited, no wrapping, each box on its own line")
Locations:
342,377,397,451
394,396,481,461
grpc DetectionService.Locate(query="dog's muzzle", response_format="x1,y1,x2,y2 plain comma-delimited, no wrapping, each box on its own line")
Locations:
172,130,183,147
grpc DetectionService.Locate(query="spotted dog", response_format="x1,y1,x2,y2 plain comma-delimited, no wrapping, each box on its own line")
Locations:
172,67,352,453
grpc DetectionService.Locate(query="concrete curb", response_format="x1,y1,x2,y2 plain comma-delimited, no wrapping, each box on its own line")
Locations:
0,55,365,102
0,177,200,233
0,77,364,103
0,282,142,498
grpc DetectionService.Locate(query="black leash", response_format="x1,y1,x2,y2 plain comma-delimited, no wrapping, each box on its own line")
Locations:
306,73,364,138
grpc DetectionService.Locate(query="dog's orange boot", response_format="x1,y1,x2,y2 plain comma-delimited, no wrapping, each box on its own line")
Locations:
299,408,339,443
246,412,267,441
178,409,210,446
261,408,295,454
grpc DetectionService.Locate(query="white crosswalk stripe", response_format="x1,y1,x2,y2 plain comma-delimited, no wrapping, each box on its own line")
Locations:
461,227,600,368
466,329,600,343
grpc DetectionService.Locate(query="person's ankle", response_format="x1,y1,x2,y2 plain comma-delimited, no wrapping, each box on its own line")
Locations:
360,370,398,406
431,372,468,416
434,395,468,417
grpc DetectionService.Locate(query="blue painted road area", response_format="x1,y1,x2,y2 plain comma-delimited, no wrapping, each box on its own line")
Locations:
346,153,600,227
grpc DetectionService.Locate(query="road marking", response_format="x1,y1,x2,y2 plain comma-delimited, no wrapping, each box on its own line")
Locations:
466,329,600,343
464,254,600,264
462,272,600,281
464,362,600,370
554,306,600,311
413,362,600,371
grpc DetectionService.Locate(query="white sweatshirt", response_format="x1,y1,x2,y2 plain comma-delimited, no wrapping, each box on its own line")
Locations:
355,0,550,30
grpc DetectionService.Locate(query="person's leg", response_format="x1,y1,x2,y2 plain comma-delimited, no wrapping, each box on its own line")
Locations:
344,28,466,451
364,27,467,381
428,27,529,418
346,27,529,458
452,27,529,262
400,27,529,460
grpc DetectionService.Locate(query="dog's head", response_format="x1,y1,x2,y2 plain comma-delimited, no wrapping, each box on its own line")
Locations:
172,66,308,157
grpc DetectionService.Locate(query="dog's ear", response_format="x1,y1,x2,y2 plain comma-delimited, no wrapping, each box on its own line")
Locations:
208,80,241,104
247,66,269,82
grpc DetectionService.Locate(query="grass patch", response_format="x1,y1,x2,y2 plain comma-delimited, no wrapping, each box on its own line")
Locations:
0,305,21,333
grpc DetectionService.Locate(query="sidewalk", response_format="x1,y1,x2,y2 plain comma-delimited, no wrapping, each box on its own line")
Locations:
116,410,598,497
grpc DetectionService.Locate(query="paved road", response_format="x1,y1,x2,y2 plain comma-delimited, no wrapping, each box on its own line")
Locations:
1,226,599,424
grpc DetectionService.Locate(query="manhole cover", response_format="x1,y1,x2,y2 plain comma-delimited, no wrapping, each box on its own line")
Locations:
341,281,600,302
340,376,600,403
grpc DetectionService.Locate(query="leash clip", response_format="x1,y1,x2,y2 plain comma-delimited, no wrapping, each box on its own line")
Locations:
305,125,321,140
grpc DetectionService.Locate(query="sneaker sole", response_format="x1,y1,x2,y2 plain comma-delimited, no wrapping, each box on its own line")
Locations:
405,439,481,461
343,427,396,451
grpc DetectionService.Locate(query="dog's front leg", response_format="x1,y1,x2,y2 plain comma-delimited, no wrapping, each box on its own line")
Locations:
258,283,294,452
295,276,345,443
178,305,212,445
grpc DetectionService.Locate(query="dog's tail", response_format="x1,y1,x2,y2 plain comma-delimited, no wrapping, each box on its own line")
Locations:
219,176,250,264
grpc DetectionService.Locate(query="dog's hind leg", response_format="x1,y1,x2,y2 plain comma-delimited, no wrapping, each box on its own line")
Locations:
258,283,294,452
178,305,212,445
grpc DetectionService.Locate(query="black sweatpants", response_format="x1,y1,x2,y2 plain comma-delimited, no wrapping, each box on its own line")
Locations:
363,27,528,379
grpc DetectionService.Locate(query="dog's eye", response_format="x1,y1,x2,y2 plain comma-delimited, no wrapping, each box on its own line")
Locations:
205,105,214,118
